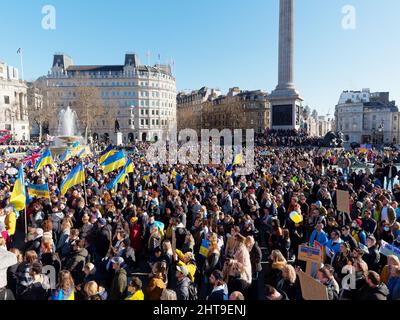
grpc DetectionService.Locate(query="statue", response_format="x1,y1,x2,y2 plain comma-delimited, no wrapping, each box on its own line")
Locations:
322,131,344,148
114,119,120,133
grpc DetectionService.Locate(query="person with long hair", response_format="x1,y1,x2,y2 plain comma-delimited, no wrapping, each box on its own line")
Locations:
50,270,75,300
147,261,167,300
203,233,221,279
276,265,301,300
265,250,287,288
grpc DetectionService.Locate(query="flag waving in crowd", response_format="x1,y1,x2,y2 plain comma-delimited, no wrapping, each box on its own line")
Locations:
60,162,85,196
99,144,116,164
101,150,126,174
27,183,50,199
34,149,54,172
106,159,134,190
10,165,26,211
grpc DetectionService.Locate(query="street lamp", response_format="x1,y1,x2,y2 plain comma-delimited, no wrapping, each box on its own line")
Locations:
378,120,384,145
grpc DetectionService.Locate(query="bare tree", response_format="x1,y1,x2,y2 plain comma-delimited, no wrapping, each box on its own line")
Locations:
72,77,104,142
27,79,57,143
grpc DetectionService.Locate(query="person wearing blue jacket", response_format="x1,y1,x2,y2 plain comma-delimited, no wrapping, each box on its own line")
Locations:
325,230,343,261
387,267,400,300
308,222,328,246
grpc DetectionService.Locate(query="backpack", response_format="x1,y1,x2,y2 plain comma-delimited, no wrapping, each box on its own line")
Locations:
188,281,198,300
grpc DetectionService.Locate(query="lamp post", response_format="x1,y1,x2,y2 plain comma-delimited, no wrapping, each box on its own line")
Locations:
378,120,384,145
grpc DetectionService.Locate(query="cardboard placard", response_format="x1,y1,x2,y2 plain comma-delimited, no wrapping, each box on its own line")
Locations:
336,189,350,214
298,244,322,264
297,270,329,300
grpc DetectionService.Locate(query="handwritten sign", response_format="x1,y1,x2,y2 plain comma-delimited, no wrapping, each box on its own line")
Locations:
379,240,400,259
298,245,322,264
336,189,350,214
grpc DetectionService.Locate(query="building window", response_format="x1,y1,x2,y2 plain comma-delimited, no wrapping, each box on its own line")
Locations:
4,96,10,104
145,119,149,125
141,119,144,125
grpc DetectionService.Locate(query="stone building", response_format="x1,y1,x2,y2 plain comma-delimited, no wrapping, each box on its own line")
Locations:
42,53,176,143
0,61,29,141
335,88,398,144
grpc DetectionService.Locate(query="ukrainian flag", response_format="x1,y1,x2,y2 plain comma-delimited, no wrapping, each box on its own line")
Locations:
101,151,126,174
176,174,183,189
225,149,242,176
233,153,242,165
199,239,210,257
60,162,86,196
77,147,91,159
59,149,71,162
143,171,150,182
10,166,26,211
27,183,50,199
99,144,117,164
106,159,134,190
34,149,54,172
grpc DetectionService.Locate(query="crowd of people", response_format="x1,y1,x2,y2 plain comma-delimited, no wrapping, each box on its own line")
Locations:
0,133,400,301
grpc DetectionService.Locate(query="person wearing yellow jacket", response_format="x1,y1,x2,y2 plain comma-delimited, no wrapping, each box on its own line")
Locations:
175,249,197,283
5,208,16,239
125,277,145,300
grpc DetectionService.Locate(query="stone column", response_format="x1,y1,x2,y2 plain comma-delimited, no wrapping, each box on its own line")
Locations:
277,0,294,91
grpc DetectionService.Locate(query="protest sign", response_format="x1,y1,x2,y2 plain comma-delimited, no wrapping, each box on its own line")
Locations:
336,189,350,214
298,244,323,276
297,270,329,300
379,240,400,259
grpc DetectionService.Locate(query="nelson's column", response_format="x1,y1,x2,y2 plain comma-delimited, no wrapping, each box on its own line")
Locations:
269,0,303,130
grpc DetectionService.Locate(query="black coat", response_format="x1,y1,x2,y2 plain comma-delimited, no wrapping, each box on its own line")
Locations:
249,242,262,273
65,248,88,284
359,283,389,300
363,246,380,272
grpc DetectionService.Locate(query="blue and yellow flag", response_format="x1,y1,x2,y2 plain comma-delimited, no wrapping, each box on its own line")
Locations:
60,162,86,196
106,159,134,190
77,147,91,159
10,166,26,211
27,183,50,199
101,151,126,174
59,149,71,162
34,149,54,172
225,149,242,176
199,239,210,257
99,144,116,164
176,174,183,190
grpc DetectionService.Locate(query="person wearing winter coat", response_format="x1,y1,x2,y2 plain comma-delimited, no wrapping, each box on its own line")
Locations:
207,270,228,301
316,265,339,300
363,235,381,273
175,265,191,300
232,234,252,285
65,240,88,285
19,262,50,300
359,271,389,300
0,248,17,300
109,257,127,300
387,266,400,300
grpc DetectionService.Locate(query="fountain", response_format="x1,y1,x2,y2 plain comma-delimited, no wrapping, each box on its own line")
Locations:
50,106,88,157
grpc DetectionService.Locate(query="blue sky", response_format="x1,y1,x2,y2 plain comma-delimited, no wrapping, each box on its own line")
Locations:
1,0,400,115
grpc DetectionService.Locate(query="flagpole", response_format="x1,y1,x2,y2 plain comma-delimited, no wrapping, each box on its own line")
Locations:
24,207,28,236
83,161,88,204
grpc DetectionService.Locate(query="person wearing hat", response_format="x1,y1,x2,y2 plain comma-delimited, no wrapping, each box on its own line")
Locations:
351,219,367,246
109,256,127,300
207,270,228,301
175,265,191,300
